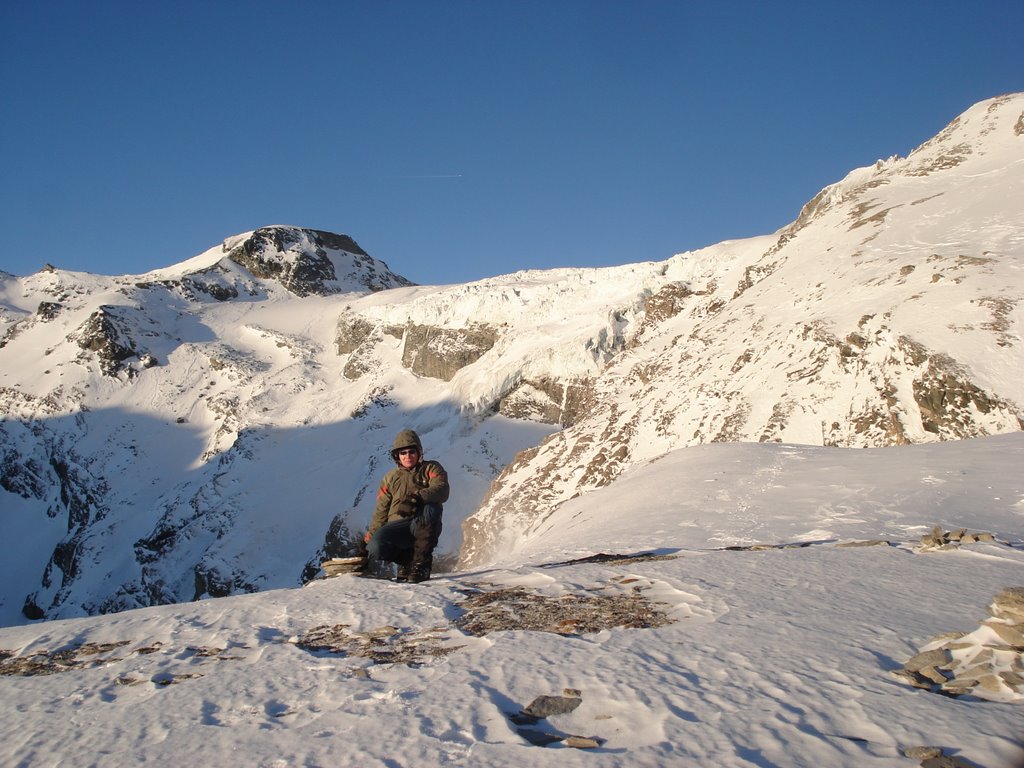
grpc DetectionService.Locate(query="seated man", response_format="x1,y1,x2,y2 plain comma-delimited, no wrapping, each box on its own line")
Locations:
364,429,449,582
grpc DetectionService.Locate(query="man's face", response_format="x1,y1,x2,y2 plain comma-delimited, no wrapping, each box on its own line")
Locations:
397,447,419,469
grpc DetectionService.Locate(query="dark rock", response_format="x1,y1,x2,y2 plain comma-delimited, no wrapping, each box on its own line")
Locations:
21,595,45,621
225,226,412,297
498,376,596,427
70,306,141,376
522,694,582,719
516,729,565,746
401,323,497,381
36,302,63,321
336,315,376,355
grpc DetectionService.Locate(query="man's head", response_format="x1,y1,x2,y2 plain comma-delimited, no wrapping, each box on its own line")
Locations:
390,428,423,467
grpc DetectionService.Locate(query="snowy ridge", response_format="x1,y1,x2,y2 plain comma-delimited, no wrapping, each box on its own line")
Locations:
458,93,1024,567
0,94,1022,629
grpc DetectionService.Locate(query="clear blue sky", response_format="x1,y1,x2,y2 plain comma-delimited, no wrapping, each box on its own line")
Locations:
2,1,1021,285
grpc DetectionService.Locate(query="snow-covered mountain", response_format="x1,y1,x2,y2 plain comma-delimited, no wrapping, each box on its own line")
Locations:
459,94,1024,568
1,94,1022,627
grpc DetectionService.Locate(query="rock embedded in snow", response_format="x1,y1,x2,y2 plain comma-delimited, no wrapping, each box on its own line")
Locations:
918,527,999,551
903,746,943,760
989,586,1024,623
520,692,583,719
895,586,1024,702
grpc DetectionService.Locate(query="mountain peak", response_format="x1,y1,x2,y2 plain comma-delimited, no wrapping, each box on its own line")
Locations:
211,225,411,296
220,225,414,297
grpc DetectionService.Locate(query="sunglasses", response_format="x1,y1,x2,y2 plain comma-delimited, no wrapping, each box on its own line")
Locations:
397,448,419,456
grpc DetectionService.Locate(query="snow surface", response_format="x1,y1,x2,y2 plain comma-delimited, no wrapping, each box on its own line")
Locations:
1,435,1021,767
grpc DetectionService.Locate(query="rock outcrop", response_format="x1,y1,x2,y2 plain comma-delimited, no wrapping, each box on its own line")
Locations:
400,323,498,381
894,586,1024,702
225,226,413,296
69,306,154,377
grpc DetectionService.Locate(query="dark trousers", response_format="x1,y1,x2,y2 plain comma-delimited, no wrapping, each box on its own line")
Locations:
366,504,442,566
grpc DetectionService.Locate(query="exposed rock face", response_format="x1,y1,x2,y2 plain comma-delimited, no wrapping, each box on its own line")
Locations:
336,315,376,355
68,307,148,377
12,406,112,620
401,324,498,381
337,316,500,383
629,282,696,345
225,226,413,296
911,352,1020,438
335,314,384,381
498,377,596,427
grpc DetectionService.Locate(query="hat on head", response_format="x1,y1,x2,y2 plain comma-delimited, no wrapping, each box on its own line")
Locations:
390,428,423,462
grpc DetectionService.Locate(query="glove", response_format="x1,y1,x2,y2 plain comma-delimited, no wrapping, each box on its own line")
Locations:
395,493,422,517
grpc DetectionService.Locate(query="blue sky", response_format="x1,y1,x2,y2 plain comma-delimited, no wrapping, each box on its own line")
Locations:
1,1,1021,285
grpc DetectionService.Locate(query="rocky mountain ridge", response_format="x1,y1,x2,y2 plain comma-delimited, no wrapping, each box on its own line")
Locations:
1,94,1022,622
459,94,1024,566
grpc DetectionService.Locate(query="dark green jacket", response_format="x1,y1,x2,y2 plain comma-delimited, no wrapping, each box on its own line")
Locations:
369,459,449,534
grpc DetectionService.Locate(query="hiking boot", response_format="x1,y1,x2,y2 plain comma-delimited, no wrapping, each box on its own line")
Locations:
409,562,431,583
395,563,412,583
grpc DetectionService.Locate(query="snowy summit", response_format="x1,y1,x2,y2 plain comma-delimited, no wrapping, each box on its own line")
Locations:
0,94,1023,766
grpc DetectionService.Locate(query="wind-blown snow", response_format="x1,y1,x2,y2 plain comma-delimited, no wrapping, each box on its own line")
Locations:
0,436,1021,767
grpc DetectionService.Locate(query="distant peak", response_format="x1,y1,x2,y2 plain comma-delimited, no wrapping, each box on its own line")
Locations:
224,225,369,260
222,225,412,296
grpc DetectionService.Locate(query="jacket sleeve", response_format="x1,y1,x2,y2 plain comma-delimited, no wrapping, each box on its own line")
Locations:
369,477,392,534
417,461,450,506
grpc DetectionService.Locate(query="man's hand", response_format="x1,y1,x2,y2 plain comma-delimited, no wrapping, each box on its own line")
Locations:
395,493,422,517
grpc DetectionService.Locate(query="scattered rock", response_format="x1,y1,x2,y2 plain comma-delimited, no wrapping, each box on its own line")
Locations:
151,671,203,686
321,556,368,577
721,542,813,551
564,736,601,749
517,729,566,746
904,648,952,672
507,689,606,749
989,586,1024,623
454,583,673,637
293,623,461,666
0,641,130,676
920,755,980,768
894,587,1024,702
836,539,892,548
903,746,943,760
547,551,679,567
917,526,998,551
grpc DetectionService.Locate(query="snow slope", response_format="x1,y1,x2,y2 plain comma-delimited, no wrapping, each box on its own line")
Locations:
0,436,1021,767
458,93,1024,568
1,94,1022,629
